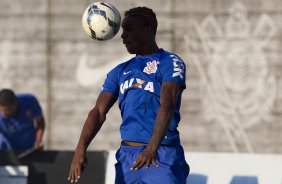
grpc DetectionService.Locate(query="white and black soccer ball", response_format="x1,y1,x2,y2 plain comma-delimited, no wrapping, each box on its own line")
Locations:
82,2,121,41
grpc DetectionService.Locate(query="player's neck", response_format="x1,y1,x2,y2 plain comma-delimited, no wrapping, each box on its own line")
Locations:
137,42,159,56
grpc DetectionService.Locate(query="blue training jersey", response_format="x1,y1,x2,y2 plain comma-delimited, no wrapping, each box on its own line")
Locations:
0,94,42,150
0,133,12,150
102,49,186,145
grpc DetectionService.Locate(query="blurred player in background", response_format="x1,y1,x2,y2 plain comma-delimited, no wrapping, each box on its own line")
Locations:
0,132,11,150
68,7,189,184
0,89,45,150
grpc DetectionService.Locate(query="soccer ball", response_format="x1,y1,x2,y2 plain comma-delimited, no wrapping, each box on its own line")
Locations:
82,2,121,41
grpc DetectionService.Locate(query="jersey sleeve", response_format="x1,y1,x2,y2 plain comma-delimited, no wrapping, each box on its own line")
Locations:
101,67,119,96
28,95,43,118
160,54,186,89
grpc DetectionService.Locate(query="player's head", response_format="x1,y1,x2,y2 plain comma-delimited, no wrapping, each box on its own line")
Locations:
121,7,158,54
0,89,18,118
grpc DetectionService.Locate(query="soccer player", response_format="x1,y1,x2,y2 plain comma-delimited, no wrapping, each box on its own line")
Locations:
0,132,11,150
68,7,189,183
0,89,45,150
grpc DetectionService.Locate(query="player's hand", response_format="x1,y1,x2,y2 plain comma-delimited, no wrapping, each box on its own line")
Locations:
34,141,42,150
131,149,158,170
68,154,88,183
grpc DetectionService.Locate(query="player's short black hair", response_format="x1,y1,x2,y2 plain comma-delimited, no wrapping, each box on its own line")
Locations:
0,89,17,106
125,7,158,35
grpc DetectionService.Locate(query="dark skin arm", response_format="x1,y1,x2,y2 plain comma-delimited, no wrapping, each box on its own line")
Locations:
34,115,45,149
131,82,182,170
68,92,117,183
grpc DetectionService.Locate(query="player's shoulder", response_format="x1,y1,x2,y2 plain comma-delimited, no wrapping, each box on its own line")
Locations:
16,93,38,104
159,49,184,61
109,57,135,74
17,93,36,99
158,49,185,67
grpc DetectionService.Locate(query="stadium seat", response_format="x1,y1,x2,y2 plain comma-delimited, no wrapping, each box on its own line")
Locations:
230,175,258,184
186,173,207,184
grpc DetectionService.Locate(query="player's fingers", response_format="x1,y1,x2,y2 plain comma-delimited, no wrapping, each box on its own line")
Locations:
67,169,72,181
76,167,81,182
68,167,76,183
72,167,78,183
82,157,88,171
152,158,158,168
72,166,81,183
132,155,146,170
135,157,147,170
145,159,151,170
131,159,140,170
81,159,87,172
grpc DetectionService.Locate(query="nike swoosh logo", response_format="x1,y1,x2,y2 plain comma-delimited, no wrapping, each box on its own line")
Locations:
76,54,132,87
123,71,131,75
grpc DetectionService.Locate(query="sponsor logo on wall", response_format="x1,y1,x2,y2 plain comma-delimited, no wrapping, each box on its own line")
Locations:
184,2,277,152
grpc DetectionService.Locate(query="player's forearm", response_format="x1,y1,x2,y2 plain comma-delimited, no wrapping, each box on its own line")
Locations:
146,105,174,152
147,82,180,152
75,107,105,154
35,116,45,147
35,128,44,146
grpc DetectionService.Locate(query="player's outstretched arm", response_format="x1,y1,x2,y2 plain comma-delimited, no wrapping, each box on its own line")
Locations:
68,92,117,183
131,82,182,170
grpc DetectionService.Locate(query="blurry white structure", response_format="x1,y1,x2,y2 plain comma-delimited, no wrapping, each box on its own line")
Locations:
0,41,14,88
185,3,277,152
76,53,132,88
185,152,282,184
0,166,28,184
